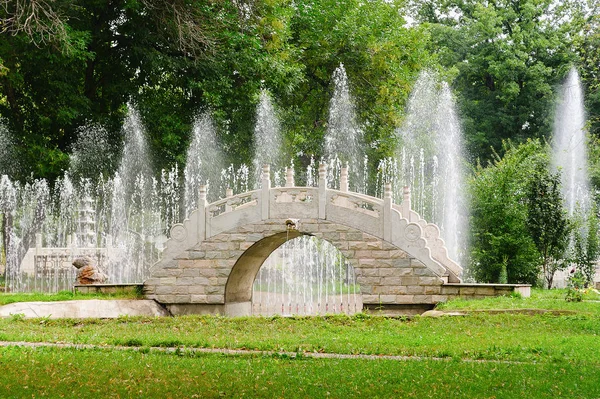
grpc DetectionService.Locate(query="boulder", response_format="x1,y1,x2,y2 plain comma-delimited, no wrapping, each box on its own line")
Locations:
73,256,107,285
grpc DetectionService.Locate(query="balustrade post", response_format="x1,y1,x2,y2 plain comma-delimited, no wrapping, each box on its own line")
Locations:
402,186,412,221
340,166,349,192
225,188,233,212
261,164,271,220
198,185,207,240
285,167,295,188
318,163,327,219
383,183,392,241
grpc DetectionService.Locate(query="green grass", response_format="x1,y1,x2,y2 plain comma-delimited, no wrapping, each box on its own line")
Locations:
0,289,143,305
0,289,598,397
437,288,600,315
0,312,599,363
0,346,597,398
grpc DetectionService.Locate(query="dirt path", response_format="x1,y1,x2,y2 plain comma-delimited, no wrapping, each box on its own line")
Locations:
0,340,524,364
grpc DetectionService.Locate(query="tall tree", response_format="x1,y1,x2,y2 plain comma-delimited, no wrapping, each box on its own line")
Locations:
525,166,570,288
414,0,580,161
574,1,600,137
470,139,548,285
283,0,435,167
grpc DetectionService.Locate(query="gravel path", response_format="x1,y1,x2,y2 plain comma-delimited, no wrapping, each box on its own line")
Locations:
0,340,524,364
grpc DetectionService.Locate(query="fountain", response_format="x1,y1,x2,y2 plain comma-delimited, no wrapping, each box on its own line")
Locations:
377,70,469,268
69,123,118,181
552,67,598,287
1,106,173,291
253,89,285,187
324,64,365,192
0,119,16,178
184,112,225,212
249,86,362,315
1,67,476,313
552,68,592,215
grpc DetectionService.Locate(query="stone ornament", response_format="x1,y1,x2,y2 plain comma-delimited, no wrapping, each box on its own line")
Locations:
405,224,421,241
170,224,188,242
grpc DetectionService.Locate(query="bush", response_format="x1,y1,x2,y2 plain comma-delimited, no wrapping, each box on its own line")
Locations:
470,140,549,285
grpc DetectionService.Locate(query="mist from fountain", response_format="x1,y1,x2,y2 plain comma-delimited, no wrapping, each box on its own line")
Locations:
184,112,225,213
0,119,16,177
116,105,153,198
377,70,468,267
552,67,591,215
69,123,117,181
324,64,365,192
253,89,284,187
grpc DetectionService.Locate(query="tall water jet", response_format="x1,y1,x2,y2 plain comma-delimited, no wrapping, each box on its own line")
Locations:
253,90,283,187
390,70,468,268
116,105,152,195
324,64,364,191
400,70,439,157
70,123,118,181
184,112,224,213
552,68,591,215
107,104,156,283
0,119,16,177
434,82,468,266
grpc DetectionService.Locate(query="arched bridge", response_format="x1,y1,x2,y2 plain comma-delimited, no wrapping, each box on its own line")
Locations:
145,164,523,316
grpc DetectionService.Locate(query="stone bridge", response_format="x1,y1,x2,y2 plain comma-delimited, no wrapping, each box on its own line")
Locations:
145,165,526,316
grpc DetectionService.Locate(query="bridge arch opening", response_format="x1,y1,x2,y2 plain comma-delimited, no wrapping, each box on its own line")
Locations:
225,232,361,316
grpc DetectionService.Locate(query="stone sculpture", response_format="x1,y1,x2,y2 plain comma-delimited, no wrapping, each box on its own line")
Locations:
73,256,107,285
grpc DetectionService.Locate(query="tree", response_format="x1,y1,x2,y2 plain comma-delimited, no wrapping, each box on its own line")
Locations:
525,166,571,288
282,0,435,169
571,204,600,287
414,0,580,161
0,0,71,48
572,1,600,137
0,0,303,179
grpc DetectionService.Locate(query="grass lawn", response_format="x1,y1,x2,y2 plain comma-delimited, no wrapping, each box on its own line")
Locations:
0,346,597,398
0,288,598,397
438,288,600,314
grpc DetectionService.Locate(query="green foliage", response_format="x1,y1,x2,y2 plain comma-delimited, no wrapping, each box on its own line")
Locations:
565,271,586,302
282,0,434,166
1,345,600,398
469,139,549,284
0,0,434,180
573,2,600,137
